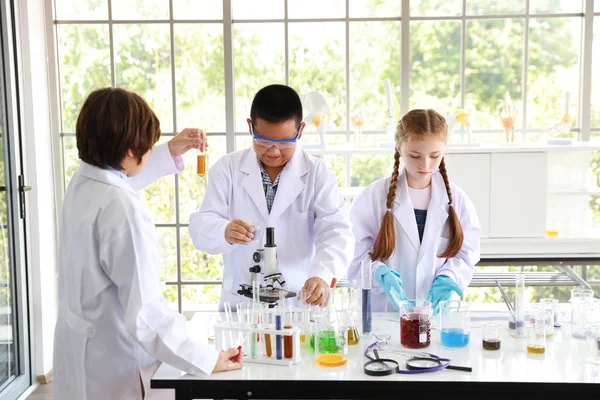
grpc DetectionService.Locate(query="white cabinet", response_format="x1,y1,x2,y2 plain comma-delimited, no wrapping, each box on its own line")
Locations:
489,152,547,238
443,154,491,238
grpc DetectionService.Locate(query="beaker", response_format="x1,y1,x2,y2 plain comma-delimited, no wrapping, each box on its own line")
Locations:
531,303,555,337
540,298,561,327
570,288,596,339
314,288,348,367
440,300,471,348
585,322,600,365
482,321,501,351
399,300,432,349
527,308,547,355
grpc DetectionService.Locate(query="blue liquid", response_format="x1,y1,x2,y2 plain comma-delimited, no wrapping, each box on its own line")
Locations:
441,328,470,348
362,289,372,334
275,315,282,359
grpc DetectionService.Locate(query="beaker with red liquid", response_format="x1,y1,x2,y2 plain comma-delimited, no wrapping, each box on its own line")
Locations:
399,300,432,349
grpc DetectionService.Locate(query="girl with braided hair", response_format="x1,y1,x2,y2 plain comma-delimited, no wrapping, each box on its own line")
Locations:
348,109,481,313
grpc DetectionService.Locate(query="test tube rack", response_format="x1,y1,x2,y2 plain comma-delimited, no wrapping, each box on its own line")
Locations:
214,322,302,366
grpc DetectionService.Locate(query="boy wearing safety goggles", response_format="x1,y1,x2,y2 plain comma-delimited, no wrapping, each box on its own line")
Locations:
189,84,354,310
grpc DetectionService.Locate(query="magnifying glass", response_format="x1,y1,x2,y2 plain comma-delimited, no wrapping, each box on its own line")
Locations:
406,356,472,372
363,349,400,376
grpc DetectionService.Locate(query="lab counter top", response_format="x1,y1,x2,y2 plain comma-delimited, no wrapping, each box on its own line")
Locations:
152,311,600,399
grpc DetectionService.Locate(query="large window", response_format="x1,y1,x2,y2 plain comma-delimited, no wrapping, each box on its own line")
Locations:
53,0,598,311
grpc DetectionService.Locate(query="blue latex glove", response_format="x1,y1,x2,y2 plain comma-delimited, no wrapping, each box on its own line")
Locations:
426,275,464,315
374,265,408,311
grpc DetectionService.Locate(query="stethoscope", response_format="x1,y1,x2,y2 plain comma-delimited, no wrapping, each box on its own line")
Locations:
363,341,472,376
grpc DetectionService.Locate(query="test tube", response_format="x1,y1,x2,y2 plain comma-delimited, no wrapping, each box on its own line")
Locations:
361,257,372,337
511,274,527,338
283,307,293,359
275,294,283,360
197,149,206,177
482,322,501,350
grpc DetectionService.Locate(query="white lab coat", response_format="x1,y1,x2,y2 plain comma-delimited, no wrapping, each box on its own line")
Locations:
189,147,354,309
53,143,219,400
348,168,481,311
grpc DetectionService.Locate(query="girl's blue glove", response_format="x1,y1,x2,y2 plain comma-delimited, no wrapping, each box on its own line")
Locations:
426,275,463,315
374,265,408,311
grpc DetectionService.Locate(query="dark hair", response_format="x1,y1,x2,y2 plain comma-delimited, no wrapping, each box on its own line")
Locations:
76,87,161,170
250,84,303,126
371,109,464,261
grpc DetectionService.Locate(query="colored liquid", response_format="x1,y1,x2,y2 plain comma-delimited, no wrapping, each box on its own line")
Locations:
265,334,272,357
310,334,315,350
362,289,372,334
527,344,545,354
283,325,293,359
300,334,306,343
275,315,282,360
400,313,430,349
316,354,347,367
348,327,360,345
597,338,600,351
508,320,525,330
482,338,501,351
316,330,340,353
441,329,470,348
197,154,206,176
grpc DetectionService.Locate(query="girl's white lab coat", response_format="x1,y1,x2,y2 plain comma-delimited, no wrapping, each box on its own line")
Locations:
53,144,219,400
348,168,481,311
189,147,354,309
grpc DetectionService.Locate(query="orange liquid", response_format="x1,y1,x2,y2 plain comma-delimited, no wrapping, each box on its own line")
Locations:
284,325,293,359
197,154,206,176
265,334,272,357
348,327,360,345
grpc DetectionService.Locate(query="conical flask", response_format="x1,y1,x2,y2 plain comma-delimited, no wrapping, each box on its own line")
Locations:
314,287,348,367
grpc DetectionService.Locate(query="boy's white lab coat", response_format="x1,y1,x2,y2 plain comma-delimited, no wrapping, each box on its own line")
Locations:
189,147,354,309
348,168,481,311
53,144,218,400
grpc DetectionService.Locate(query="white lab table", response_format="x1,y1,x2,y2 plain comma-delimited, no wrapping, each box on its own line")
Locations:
151,310,600,399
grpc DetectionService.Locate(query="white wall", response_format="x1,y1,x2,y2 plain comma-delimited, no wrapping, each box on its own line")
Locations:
18,0,59,378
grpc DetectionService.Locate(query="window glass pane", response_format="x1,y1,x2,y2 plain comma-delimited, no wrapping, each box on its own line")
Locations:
111,0,169,20
182,285,221,311
235,135,252,151
157,227,177,282
466,0,525,15
350,0,401,18
410,21,461,112
233,23,285,130
289,22,346,131
178,136,227,224
174,24,225,132
530,0,583,14
350,154,393,187
349,21,401,135
232,0,284,19
528,18,581,140
139,137,176,223
465,19,524,143
596,1,600,13
591,17,600,130
180,228,224,281
410,0,462,17
113,24,174,132
173,0,223,20
61,137,80,190
57,24,111,133
55,0,108,20
322,154,346,187
162,285,178,311
288,0,345,19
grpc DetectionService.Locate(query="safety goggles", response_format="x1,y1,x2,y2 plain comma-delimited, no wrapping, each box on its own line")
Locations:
251,125,301,149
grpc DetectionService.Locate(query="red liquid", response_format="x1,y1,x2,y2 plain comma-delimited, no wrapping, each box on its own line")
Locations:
401,312,430,349
283,325,293,359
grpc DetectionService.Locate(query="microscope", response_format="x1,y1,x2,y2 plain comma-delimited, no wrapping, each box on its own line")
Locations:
237,226,296,306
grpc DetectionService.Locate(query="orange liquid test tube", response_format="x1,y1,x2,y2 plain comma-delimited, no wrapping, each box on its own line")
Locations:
283,325,293,358
197,153,206,177
265,334,272,357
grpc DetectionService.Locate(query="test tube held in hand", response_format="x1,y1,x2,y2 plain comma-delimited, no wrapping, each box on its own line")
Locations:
197,150,206,177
